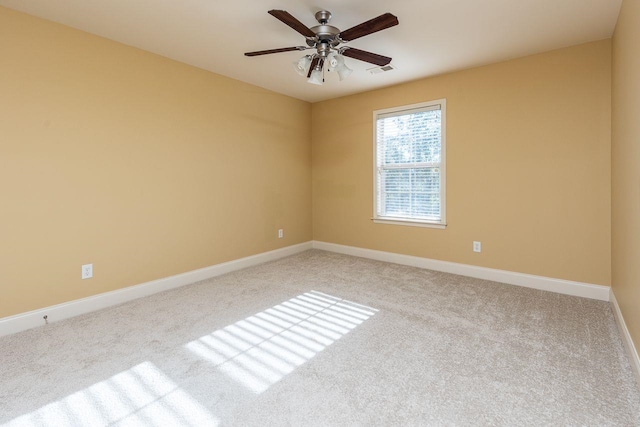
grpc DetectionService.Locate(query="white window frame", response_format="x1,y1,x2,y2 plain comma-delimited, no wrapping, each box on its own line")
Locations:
372,99,447,229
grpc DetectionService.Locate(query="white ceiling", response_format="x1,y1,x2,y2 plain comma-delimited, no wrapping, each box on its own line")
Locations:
1,0,622,103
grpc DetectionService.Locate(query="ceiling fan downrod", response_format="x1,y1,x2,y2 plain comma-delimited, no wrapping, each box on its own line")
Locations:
307,10,341,53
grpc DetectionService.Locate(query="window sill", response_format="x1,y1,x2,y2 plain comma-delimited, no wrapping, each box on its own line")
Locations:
372,218,447,229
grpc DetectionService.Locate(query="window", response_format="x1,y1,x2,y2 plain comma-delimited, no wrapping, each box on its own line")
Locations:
373,99,446,228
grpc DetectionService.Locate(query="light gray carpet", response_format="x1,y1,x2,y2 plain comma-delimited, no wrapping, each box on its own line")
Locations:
1,249,639,426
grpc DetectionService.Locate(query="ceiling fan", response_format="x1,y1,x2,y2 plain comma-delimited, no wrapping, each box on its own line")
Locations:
244,10,399,85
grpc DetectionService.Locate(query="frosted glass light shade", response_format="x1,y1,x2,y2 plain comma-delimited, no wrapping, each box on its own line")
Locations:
327,53,353,81
328,54,339,70
307,69,323,85
293,56,312,76
337,63,353,81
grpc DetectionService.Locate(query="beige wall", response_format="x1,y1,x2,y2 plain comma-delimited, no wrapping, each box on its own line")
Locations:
313,40,612,286
0,7,312,318
612,0,640,356
0,6,620,323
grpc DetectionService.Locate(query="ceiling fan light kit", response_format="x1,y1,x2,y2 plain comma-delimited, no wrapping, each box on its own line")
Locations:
245,9,398,86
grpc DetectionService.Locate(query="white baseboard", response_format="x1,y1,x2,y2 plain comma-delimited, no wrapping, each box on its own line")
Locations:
312,241,610,301
0,241,313,337
610,289,640,387
1,240,612,338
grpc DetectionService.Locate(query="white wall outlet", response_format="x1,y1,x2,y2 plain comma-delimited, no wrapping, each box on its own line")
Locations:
81,263,93,279
473,241,482,253
278,229,284,239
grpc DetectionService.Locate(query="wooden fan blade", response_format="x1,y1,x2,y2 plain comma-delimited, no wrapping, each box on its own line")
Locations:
244,47,306,56
307,57,320,78
339,13,398,42
268,10,316,38
342,47,392,66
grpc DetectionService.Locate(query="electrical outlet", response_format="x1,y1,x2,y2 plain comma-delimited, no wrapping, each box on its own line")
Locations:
278,229,284,239
81,263,93,279
473,241,482,253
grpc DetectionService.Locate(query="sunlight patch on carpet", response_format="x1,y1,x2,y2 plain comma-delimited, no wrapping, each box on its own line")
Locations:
185,290,377,393
5,361,219,426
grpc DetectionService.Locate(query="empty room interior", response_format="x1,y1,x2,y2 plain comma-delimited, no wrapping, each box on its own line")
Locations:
1,0,639,425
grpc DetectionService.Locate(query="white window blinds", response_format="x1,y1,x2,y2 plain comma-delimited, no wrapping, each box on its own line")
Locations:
374,100,446,226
